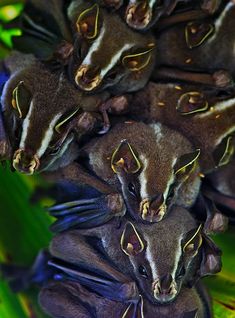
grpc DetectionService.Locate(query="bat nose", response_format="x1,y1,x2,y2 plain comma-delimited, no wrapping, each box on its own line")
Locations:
12,149,40,175
152,274,177,302
126,1,151,29
150,193,165,211
159,274,173,294
140,194,166,222
75,65,101,91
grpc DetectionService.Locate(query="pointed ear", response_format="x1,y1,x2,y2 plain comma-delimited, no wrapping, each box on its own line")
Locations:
111,140,142,174
176,91,208,115
76,4,100,39
185,21,214,48
174,149,200,178
199,234,222,277
121,223,144,256
55,108,80,133
11,81,31,119
213,135,234,168
122,46,155,72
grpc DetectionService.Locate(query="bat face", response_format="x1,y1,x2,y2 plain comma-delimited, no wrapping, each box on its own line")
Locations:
67,1,156,93
125,0,188,30
120,207,215,304
1,59,89,174
87,121,201,222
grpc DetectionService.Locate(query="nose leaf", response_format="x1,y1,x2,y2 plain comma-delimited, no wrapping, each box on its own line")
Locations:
160,274,173,294
140,194,166,223
12,149,40,175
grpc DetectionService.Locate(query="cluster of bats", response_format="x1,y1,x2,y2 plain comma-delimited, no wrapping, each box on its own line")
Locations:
0,0,235,317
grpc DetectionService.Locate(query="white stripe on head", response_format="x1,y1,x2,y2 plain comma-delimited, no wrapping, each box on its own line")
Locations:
207,2,234,44
149,0,157,9
150,123,163,142
20,99,34,149
163,157,177,200
100,43,133,78
197,97,235,118
138,155,149,199
171,233,183,279
36,114,62,158
82,26,106,66
145,242,159,280
81,24,133,79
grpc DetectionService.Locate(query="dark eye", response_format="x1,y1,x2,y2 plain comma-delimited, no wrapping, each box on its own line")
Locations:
128,182,137,197
138,265,148,278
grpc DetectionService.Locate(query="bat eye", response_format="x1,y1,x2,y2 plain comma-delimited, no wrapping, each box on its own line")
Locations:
76,4,100,40
11,81,31,118
128,182,137,197
138,265,148,278
122,47,154,72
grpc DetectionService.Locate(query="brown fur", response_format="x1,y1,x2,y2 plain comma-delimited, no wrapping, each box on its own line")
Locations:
154,3,235,76
46,207,215,317
67,0,156,93
1,52,121,173
130,81,235,172
39,280,207,318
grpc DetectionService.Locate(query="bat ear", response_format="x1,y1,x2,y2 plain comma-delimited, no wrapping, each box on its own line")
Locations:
76,3,99,39
213,135,234,168
174,149,200,179
111,140,141,174
176,91,208,115
122,46,155,72
185,21,214,48
121,222,144,256
199,234,222,277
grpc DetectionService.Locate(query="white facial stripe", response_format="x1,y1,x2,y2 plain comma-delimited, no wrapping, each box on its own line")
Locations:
145,242,158,280
149,0,157,10
138,155,149,199
171,234,183,279
163,157,177,200
20,99,34,149
150,123,163,142
100,43,133,78
81,24,133,79
36,114,62,158
82,26,106,66
197,97,235,118
207,2,234,44
215,125,235,148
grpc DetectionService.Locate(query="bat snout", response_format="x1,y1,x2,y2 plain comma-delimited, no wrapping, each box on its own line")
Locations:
140,194,166,222
126,2,152,29
75,65,101,91
152,274,177,303
13,149,40,175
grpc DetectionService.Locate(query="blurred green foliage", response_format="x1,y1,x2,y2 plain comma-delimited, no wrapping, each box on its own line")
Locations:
0,1,234,317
